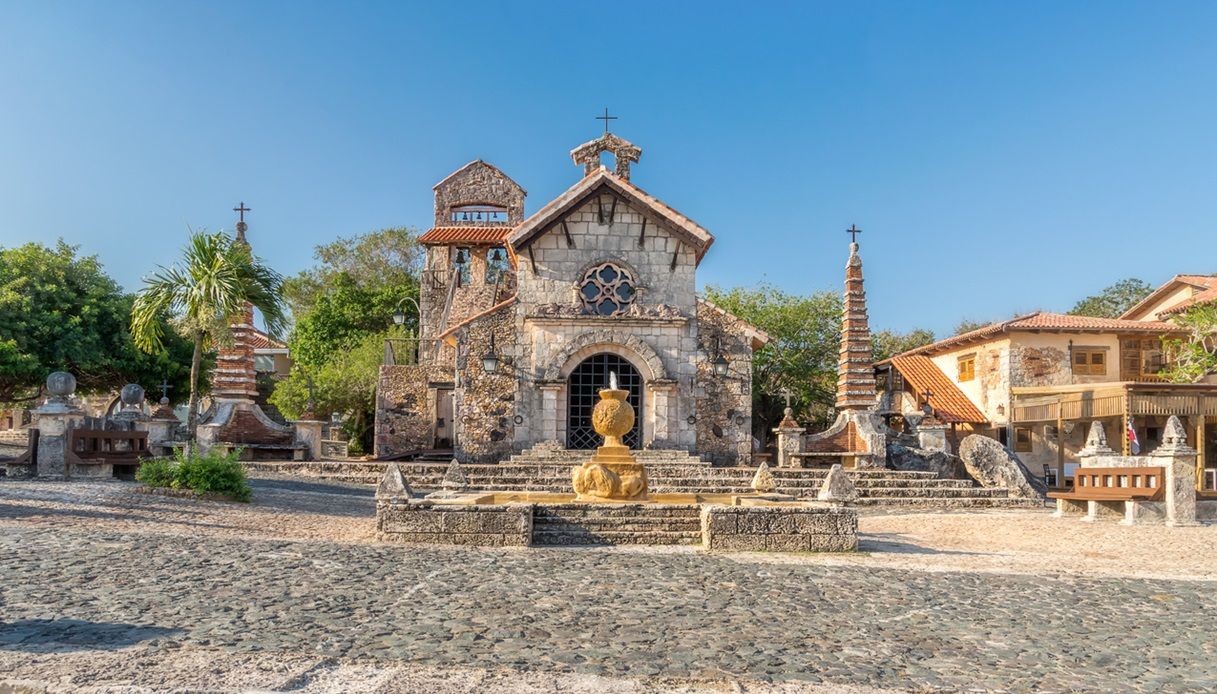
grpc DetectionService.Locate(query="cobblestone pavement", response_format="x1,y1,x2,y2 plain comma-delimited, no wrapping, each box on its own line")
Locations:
1,479,1216,692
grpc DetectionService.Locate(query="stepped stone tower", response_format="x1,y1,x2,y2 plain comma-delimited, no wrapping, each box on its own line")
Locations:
836,240,877,411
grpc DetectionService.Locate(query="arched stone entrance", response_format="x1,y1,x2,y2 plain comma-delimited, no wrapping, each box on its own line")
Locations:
567,353,643,449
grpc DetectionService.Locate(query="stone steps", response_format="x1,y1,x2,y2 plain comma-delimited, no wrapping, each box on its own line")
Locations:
531,503,704,546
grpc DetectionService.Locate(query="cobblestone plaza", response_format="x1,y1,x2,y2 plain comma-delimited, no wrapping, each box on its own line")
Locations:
2,478,1215,692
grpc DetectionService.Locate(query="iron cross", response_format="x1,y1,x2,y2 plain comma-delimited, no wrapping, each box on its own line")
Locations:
846,224,862,243
158,379,172,399
780,388,795,410
233,202,251,222
596,107,618,134
921,388,934,404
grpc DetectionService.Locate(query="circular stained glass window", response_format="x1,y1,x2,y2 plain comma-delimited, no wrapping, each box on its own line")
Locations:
579,262,636,316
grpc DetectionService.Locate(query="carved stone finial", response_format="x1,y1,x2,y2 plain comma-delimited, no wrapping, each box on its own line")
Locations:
750,462,776,493
1078,420,1114,457
376,463,412,500
1159,415,1193,451
817,464,859,503
570,133,642,179
442,459,470,491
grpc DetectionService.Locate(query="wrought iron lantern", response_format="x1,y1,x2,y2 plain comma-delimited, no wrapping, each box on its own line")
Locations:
481,333,500,374
712,353,729,377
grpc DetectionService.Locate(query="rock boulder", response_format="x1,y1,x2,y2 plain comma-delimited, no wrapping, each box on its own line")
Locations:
887,442,967,480
958,435,1047,500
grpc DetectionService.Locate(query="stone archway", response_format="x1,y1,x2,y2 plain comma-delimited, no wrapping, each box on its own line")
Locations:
543,329,667,382
566,353,644,450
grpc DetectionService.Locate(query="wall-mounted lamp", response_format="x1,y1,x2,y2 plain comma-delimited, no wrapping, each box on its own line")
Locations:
481,332,500,374
708,336,730,377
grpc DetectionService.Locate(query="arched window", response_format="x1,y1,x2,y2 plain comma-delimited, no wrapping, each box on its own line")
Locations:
579,262,636,316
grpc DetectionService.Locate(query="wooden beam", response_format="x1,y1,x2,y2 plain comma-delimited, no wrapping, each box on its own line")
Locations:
527,246,537,274
597,196,605,224
608,196,618,225
1056,411,1066,488
670,241,680,272
561,221,575,248
1196,411,1206,492
638,217,647,248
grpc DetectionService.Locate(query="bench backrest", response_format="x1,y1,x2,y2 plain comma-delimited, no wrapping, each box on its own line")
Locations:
1073,466,1165,499
70,428,148,462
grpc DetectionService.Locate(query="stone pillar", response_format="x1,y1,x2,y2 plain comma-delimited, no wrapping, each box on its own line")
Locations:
539,383,562,446
32,372,84,479
144,397,180,456
294,419,325,461
773,408,805,468
649,380,676,446
1152,415,1199,527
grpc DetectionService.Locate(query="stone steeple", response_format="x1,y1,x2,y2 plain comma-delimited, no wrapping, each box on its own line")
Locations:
210,207,259,404
835,239,877,411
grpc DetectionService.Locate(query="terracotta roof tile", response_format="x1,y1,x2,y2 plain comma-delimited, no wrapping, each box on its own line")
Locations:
1159,284,1217,316
248,329,287,351
419,226,514,245
881,312,1183,360
889,355,988,424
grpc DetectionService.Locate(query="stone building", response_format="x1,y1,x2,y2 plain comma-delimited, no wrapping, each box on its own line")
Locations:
375,132,769,465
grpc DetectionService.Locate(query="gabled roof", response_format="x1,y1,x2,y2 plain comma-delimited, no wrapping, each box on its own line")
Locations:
881,312,1183,360
1120,274,1217,320
419,226,515,245
697,298,771,351
248,328,287,351
887,355,988,424
507,167,715,263
432,159,527,195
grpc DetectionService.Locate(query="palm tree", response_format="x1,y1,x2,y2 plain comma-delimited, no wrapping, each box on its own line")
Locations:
131,230,286,446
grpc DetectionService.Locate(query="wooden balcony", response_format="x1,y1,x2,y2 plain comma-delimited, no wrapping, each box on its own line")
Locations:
1012,382,1217,423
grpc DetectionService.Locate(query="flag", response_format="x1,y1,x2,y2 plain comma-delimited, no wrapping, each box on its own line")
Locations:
1127,418,1141,455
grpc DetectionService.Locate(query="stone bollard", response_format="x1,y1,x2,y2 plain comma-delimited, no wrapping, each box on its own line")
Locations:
773,407,805,468
32,372,84,479
293,417,325,461
1152,415,1199,527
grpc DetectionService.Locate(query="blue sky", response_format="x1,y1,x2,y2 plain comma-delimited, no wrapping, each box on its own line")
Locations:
1,1,1214,336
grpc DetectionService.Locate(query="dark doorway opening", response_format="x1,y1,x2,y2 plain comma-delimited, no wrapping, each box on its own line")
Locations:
567,353,643,449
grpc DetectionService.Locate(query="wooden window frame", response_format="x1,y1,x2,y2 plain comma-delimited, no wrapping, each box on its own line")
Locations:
1014,426,1033,452
958,354,977,382
1071,347,1108,376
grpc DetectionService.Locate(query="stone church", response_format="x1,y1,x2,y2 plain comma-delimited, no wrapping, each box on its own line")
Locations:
374,131,769,465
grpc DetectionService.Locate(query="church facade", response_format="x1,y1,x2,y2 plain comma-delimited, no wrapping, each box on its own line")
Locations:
374,133,768,465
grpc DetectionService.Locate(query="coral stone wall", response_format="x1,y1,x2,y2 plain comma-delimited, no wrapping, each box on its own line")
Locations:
374,363,451,459
694,302,756,464
453,305,517,463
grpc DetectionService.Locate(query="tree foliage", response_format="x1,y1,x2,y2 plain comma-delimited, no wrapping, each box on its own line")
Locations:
131,231,286,441
872,328,936,362
703,283,842,437
953,318,990,336
1161,304,1217,383
0,241,196,404
1068,278,1154,319
276,228,423,453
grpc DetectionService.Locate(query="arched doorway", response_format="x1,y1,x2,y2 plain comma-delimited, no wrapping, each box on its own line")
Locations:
567,353,643,449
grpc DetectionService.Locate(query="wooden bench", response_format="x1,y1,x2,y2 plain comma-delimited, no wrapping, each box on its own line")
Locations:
1048,466,1165,522
70,429,149,477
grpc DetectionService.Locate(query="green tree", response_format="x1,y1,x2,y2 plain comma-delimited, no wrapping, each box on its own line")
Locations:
954,318,990,336
269,330,386,454
131,231,286,444
282,227,422,323
0,241,196,404
1068,278,1154,319
1161,304,1217,383
872,328,936,362
703,283,843,440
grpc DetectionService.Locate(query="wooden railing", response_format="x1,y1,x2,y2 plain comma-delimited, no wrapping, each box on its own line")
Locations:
70,429,148,464
1014,387,1217,422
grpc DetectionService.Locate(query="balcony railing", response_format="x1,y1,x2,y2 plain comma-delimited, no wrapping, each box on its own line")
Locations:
384,338,426,366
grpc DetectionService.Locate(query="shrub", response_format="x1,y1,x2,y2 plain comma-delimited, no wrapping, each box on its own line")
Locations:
136,448,252,502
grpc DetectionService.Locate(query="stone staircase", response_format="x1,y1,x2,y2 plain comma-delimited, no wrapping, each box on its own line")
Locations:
245,446,1042,508
531,503,704,546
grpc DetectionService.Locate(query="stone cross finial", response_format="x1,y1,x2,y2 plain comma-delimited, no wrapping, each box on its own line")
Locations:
570,132,642,179
157,379,172,400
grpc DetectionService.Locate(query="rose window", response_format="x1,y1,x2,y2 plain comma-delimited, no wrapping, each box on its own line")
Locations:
579,263,637,316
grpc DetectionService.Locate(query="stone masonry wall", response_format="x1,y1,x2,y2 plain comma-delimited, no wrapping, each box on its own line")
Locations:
700,505,858,552
374,363,451,459
1010,344,1070,387
453,304,517,463
377,500,532,546
694,302,755,464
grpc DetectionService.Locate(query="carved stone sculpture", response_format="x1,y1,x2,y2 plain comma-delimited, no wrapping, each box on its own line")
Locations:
571,384,649,501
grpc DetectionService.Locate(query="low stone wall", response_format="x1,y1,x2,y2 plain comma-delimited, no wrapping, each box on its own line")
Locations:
377,500,532,547
700,504,858,552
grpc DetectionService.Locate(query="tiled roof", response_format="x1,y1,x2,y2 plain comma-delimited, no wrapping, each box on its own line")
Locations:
697,298,771,350
1119,274,1217,320
248,329,287,351
1159,279,1217,316
507,167,715,263
882,312,1183,360
419,226,514,245
888,355,988,424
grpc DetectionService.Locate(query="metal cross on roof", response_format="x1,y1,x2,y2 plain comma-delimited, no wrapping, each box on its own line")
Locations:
157,379,172,399
921,388,934,404
846,224,863,243
233,202,251,222
596,107,618,134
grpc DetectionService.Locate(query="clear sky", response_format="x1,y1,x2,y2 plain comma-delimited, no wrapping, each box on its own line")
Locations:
1,1,1214,337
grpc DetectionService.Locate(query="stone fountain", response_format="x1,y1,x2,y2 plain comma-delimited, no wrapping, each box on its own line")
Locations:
570,372,649,501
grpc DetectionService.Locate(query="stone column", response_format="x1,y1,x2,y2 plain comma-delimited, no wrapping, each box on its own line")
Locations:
32,372,84,480
294,418,325,461
1152,415,1199,527
649,379,677,447
773,408,806,468
144,397,181,456
538,383,562,446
